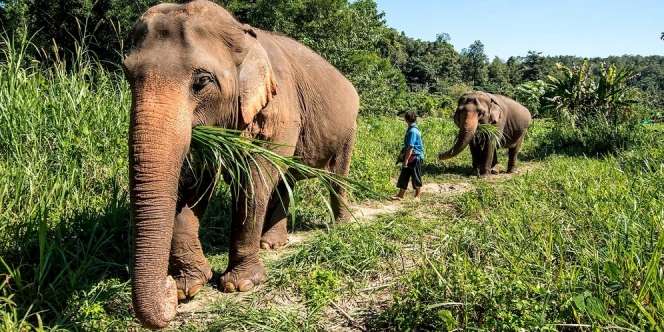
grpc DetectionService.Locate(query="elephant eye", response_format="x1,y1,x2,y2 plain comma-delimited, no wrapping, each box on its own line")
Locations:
192,72,216,93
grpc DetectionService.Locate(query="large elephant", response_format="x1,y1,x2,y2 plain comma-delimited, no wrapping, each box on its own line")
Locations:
438,92,531,176
122,1,359,328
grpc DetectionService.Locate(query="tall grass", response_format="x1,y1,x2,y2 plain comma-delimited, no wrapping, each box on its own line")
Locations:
375,133,664,330
0,32,133,329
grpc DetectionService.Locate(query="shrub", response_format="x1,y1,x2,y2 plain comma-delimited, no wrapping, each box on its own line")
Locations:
543,61,644,154
514,79,549,117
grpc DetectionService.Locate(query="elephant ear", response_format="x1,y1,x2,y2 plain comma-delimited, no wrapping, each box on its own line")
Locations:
238,26,277,126
488,97,503,124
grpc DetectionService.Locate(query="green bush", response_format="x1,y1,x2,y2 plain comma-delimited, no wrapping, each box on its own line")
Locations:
543,61,644,154
514,79,548,117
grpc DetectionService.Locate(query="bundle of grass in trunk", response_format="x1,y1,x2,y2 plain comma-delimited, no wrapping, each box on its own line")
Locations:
473,124,503,148
188,126,364,220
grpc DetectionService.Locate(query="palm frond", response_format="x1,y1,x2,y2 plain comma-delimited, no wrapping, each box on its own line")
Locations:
188,126,368,222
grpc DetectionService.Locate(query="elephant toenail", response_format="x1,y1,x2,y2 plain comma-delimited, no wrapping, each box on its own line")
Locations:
224,282,236,293
188,284,203,298
177,289,187,301
238,280,254,292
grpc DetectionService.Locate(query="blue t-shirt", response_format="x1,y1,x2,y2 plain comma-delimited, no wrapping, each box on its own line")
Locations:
404,123,425,160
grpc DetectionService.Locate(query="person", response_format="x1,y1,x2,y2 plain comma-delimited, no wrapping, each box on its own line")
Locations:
392,111,425,200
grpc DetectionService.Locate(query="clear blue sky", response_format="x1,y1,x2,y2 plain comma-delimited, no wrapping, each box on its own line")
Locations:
375,0,663,59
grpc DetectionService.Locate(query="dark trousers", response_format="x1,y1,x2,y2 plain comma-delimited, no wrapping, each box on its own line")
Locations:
397,158,423,190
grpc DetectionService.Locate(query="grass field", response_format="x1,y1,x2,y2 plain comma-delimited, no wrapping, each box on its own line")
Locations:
1,41,663,331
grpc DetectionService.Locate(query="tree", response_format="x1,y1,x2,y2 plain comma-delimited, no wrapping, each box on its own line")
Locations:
222,0,386,74
505,56,523,85
429,33,462,91
522,50,546,81
488,57,509,85
398,33,461,92
377,28,409,69
460,40,489,87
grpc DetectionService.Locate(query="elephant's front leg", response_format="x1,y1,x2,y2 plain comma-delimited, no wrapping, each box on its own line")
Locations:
490,149,499,174
220,162,277,292
170,168,215,301
470,143,482,176
479,142,496,177
170,207,213,300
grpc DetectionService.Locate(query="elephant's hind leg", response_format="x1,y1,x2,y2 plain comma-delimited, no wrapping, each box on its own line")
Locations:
170,168,214,301
329,132,355,222
261,180,294,250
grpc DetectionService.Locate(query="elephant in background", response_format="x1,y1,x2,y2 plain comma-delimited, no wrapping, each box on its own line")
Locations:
122,0,359,328
438,92,532,176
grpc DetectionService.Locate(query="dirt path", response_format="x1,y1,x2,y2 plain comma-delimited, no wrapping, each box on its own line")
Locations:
172,165,540,330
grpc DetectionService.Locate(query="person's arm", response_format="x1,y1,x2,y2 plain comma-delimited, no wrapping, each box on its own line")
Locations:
403,147,413,166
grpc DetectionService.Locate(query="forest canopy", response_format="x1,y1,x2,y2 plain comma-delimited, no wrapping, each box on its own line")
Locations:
1,0,663,117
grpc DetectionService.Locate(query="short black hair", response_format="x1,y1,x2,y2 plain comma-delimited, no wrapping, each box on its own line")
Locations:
404,111,417,123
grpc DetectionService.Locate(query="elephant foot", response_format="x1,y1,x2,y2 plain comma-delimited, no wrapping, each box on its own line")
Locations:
490,167,499,175
172,263,212,301
260,228,288,250
219,259,266,293
507,166,517,174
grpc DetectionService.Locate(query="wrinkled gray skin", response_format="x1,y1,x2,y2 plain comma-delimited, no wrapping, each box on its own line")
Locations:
438,92,532,176
123,1,358,328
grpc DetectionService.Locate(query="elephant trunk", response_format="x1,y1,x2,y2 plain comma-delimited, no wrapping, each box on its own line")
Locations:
129,98,190,329
440,111,478,160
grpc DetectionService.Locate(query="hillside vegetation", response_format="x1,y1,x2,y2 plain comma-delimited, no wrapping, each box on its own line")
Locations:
2,0,664,119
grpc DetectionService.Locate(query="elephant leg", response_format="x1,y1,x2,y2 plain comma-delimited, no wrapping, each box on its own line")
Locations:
329,133,355,222
260,179,294,250
507,134,525,173
170,167,215,301
470,143,482,175
490,149,499,174
220,160,277,293
479,142,495,177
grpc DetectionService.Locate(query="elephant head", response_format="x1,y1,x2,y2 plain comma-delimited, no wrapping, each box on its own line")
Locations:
438,92,502,160
122,1,276,328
